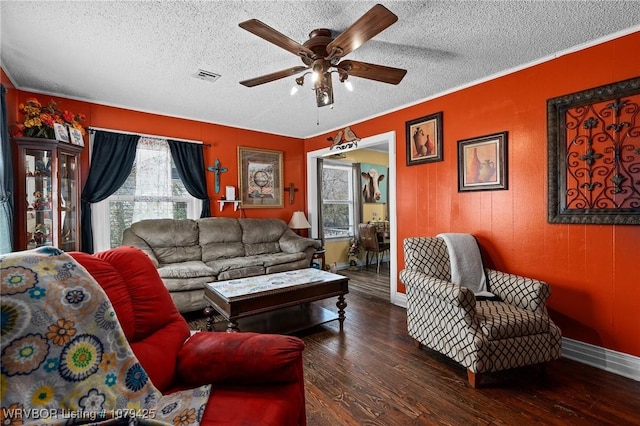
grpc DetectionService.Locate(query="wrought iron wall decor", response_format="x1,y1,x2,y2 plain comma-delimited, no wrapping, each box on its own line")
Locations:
547,76,640,224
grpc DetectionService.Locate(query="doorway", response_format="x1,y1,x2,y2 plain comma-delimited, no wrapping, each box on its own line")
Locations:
306,131,402,306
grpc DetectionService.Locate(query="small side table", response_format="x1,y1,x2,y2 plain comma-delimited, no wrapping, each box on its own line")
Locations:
311,249,326,270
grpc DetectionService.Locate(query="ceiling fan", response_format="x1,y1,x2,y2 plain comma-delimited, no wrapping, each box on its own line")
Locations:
239,4,407,108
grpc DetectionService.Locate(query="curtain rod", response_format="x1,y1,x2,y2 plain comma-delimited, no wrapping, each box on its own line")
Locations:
88,126,211,147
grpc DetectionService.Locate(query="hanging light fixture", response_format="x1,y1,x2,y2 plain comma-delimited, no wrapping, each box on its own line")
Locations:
292,62,353,108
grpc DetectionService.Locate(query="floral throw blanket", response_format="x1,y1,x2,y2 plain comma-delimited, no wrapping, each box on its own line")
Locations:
1,247,210,425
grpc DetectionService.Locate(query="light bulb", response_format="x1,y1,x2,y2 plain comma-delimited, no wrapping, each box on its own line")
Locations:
345,81,353,91
290,86,298,96
311,71,319,82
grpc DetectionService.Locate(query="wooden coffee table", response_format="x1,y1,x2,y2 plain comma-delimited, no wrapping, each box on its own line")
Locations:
203,268,349,333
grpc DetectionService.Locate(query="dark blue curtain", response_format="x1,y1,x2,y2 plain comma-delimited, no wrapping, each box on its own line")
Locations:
0,84,14,254
168,139,211,218
81,131,138,253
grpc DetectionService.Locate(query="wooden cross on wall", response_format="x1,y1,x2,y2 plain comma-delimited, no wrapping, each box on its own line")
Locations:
206,158,228,194
284,182,298,205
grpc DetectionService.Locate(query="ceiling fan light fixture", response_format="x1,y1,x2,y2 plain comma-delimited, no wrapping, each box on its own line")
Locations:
315,73,334,107
239,4,406,111
345,80,353,91
290,86,298,96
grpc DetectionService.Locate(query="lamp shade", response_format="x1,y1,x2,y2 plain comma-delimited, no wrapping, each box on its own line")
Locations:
289,211,311,230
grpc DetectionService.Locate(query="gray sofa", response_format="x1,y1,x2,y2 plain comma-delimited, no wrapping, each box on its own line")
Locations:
121,217,322,313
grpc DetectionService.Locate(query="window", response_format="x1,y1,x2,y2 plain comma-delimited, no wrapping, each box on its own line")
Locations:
93,137,201,251
321,162,356,239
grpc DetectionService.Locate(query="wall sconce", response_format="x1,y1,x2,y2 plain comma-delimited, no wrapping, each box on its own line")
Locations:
288,211,311,235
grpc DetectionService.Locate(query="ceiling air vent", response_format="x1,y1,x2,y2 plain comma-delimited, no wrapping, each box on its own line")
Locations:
196,69,221,82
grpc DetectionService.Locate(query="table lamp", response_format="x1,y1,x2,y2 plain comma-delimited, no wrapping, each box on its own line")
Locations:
289,211,311,235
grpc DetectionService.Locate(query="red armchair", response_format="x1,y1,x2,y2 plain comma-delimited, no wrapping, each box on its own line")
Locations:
70,246,306,426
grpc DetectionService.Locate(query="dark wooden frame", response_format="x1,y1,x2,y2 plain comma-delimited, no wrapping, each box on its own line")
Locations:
457,131,508,192
238,146,284,208
547,77,640,224
405,112,443,166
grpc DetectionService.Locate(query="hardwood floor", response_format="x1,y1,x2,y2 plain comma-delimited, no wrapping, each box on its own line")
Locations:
298,269,640,426
337,267,390,301
186,268,639,425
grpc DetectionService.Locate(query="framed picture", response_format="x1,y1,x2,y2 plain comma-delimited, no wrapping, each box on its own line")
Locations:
405,112,443,166
457,132,508,192
68,127,84,146
360,163,388,204
53,123,69,143
547,77,640,224
238,147,283,208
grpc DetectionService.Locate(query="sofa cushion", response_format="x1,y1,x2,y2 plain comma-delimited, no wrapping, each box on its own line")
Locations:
245,241,281,256
206,255,265,275
266,259,310,275
70,247,190,392
129,218,201,264
158,260,215,279
476,300,550,340
261,252,306,267
162,276,214,292
239,218,287,255
198,217,245,262
218,266,266,281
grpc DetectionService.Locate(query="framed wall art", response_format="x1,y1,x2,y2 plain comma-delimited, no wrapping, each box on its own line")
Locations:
457,131,508,192
405,111,443,166
360,163,388,204
68,127,84,146
53,123,69,143
547,76,640,224
238,147,283,208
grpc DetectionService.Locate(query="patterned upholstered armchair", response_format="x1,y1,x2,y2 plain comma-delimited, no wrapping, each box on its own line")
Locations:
399,237,562,387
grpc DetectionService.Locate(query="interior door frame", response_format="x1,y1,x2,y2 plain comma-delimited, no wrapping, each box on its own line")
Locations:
306,131,402,306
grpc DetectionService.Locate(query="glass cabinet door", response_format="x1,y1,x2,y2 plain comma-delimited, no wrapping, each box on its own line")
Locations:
14,137,84,251
24,148,54,249
59,152,78,251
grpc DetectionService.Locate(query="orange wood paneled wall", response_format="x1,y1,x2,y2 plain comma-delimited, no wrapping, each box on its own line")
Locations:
305,32,640,357
2,82,307,225
3,32,639,357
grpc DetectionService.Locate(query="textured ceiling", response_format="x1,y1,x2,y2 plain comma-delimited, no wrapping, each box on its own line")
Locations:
2,1,639,138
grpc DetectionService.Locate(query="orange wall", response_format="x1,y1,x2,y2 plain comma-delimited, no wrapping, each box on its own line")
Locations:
4,32,639,357
306,32,640,357
3,83,307,224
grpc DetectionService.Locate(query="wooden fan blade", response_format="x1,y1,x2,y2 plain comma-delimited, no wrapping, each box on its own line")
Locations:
338,60,407,85
240,66,309,87
239,19,315,58
326,4,398,59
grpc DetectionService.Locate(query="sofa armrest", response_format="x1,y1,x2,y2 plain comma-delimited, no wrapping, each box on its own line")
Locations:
400,269,477,320
121,228,159,267
486,268,550,314
278,228,321,254
175,332,305,386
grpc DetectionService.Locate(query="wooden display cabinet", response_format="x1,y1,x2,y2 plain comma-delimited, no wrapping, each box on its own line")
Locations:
12,137,84,251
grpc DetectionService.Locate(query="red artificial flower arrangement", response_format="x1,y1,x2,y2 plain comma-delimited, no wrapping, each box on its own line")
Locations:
12,97,86,139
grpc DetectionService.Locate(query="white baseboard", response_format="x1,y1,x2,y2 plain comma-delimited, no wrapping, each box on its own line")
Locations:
338,265,639,382
561,337,639,381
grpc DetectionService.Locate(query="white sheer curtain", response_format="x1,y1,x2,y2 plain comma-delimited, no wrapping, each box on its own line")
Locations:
131,137,176,222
